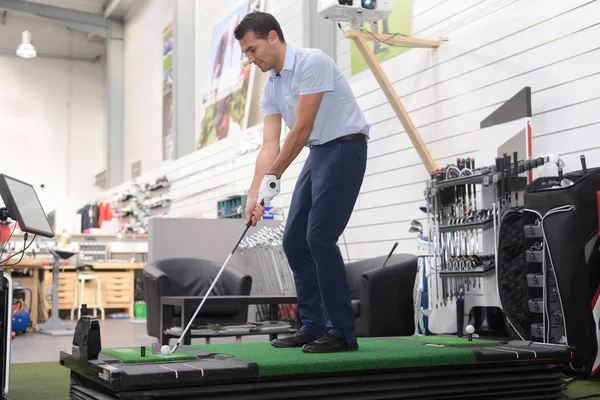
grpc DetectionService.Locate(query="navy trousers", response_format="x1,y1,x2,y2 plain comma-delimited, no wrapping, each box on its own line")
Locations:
282,137,367,344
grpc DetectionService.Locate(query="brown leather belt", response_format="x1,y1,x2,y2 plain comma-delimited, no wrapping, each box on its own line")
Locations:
336,133,365,142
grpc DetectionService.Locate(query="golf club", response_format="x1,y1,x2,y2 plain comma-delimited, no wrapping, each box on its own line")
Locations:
409,226,422,234
166,201,263,355
382,241,398,267
410,220,423,229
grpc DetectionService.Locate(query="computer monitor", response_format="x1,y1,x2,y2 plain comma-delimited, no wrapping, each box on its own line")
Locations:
0,174,55,238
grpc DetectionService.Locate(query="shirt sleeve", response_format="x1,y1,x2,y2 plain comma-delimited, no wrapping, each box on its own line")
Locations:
260,83,280,117
298,51,335,96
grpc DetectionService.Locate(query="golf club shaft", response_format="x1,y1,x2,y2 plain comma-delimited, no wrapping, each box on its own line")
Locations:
382,242,398,267
513,152,519,206
171,217,256,353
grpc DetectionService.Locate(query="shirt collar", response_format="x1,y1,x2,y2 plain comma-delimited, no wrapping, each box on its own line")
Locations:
270,44,296,80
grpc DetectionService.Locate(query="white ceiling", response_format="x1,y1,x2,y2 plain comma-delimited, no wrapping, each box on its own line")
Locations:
0,0,138,60
24,0,106,14
17,0,138,18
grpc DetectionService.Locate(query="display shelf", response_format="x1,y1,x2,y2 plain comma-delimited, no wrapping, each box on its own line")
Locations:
439,218,494,233
217,195,247,220
436,168,493,189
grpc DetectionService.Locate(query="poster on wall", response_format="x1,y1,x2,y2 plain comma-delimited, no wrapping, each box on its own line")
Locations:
196,0,264,150
350,0,412,75
162,22,174,160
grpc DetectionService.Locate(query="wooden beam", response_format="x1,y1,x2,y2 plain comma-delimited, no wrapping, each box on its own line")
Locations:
345,30,443,49
351,36,438,173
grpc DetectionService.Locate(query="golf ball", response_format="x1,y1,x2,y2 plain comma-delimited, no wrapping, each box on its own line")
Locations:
466,325,475,334
161,345,171,355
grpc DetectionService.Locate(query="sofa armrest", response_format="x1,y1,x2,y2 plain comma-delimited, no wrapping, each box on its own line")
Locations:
143,264,179,338
357,257,417,337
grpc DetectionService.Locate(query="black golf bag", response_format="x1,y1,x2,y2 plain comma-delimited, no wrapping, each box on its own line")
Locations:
497,166,600,377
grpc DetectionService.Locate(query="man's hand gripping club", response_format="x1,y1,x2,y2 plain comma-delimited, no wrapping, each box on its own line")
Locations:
246,174,280,227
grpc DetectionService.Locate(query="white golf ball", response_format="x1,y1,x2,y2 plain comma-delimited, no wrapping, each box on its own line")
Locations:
161,345,171,355
466,325,475,334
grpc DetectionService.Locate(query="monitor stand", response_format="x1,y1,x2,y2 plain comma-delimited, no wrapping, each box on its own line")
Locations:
35,249,77,336
0,272,14,398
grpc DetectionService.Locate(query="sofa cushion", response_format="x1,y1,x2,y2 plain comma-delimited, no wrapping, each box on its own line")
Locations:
173,305,238,318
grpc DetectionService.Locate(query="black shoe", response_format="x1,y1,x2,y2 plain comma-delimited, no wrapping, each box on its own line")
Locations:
271,330,314,348
301,333,359,353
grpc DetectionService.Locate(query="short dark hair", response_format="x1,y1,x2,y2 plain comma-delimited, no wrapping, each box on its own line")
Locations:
234,11,285,43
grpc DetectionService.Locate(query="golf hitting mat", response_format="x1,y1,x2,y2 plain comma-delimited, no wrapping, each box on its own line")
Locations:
61,315,578,400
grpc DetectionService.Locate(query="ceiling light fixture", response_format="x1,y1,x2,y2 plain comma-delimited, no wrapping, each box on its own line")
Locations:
16,30,36,59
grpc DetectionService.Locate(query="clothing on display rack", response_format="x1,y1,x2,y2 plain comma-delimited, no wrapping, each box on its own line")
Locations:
76,201,113,233
97,201,113,228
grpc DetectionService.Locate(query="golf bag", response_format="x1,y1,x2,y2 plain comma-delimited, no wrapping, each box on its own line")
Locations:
497,166,600,377
413,235,432,335
413,234,457,336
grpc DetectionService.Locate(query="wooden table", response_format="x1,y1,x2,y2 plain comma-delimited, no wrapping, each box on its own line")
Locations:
161,295,298,345
41,262,145,319
3,258,145,327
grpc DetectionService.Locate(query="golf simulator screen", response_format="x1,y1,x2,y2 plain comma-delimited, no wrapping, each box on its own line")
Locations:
0,174,55,238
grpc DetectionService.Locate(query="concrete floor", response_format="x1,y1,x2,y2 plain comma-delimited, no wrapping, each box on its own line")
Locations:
10,319,274,364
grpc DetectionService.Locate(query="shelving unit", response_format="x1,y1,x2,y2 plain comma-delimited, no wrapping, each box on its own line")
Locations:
422,154,554,338
217,194,247,219
424,159,502,337
111,175,171,234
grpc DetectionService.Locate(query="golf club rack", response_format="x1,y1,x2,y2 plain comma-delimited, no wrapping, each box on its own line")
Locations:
238,222,299,326
498,154,600,378
419,154,552,339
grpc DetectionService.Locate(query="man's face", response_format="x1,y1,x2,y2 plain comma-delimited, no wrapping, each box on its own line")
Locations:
239,30,276,72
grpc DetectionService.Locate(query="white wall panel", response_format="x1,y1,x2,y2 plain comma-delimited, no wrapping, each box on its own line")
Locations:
123,0,174,182
0,11,105,232
117,0,600,262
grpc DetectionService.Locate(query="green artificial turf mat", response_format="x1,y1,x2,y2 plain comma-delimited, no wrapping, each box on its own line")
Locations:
188,338,476,376
10,362,70,400
566,378,600,398
101,347,196,363
398,336,500,346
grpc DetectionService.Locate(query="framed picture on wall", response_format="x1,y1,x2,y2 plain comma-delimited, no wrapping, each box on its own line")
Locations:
197,0,265,151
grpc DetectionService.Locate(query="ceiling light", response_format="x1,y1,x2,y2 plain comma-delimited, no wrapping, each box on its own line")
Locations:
16,30,36,59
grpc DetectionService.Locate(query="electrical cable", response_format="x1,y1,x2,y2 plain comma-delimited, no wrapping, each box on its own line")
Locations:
361,28,411,48
459,168,473,176
0,223,16,261
564,377,578,385
446,165,461,179
570,394,600,400
0,233,36,266
337,22,411,48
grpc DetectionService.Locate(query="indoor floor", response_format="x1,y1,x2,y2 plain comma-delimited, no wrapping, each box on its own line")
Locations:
9,319,272,364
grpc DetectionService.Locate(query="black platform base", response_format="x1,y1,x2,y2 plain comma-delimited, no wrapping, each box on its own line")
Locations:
61,313,577,400
68,362,569,400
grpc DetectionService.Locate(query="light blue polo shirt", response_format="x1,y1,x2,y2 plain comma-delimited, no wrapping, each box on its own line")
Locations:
260,45,370,147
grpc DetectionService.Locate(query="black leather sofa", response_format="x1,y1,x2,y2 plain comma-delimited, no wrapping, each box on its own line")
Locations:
345,253,418,337
143,257,252,341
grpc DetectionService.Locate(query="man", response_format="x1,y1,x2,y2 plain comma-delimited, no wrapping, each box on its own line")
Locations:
234,12,369,353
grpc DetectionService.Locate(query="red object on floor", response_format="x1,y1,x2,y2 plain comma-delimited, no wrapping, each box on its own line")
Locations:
10,332,15,340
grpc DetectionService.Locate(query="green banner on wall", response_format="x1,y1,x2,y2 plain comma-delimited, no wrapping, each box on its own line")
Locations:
350,0,412,75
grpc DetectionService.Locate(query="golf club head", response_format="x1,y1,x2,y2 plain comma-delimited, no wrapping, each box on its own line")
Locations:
410,220,423,228
409,226,422,234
